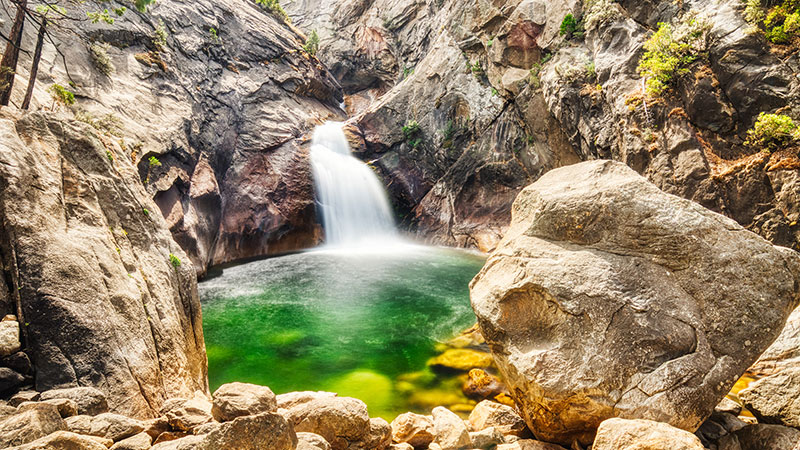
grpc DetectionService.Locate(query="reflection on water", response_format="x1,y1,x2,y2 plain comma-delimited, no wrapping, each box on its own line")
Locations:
199,245,485,419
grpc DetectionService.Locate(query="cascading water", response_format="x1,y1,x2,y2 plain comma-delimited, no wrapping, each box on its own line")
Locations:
310,122,398,246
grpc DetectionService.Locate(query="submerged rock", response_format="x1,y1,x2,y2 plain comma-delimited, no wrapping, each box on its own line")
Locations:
593,418,705,450
428,349,495,372
470,160,800,445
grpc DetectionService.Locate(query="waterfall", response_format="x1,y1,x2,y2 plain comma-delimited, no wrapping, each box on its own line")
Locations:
310,122,398,246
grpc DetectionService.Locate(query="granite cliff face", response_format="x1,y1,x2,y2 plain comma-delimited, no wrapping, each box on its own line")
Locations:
0,110,207,418
5,0,344,276
285,0,800,253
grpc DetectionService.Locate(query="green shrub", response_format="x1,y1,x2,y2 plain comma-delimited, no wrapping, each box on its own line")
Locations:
169,253,181,268
153,20,168,50
90,42,114,76
529,53,553,88
149,156,162,167
402,120,421,148
743,0,800,44
745,112,800,150
303,30,320,55
560,13,584,39
254,0,290,23
209,27,220,42
466,59,484,79
48,84,75,106
637,13,710,96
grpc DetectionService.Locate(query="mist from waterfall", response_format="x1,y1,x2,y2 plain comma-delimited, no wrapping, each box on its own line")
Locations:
310,122,398,247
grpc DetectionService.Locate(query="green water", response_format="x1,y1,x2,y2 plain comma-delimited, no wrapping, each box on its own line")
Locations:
199,245,486,419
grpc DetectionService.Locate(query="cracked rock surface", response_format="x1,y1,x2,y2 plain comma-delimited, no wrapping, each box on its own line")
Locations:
470,160,800,446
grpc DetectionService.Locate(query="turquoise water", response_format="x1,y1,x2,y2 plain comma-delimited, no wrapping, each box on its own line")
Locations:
199,245,486,419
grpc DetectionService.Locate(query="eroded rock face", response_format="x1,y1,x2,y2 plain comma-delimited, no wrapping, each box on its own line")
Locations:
470,160,800,445
7,0,343,275
0,112,208,418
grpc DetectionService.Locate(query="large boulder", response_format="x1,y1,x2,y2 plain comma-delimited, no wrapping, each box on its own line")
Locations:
278,392,370,450
592,418,705,450
161,394,214,432
211,382,277,422
739,367,800,428
0,403,66,448
40,387,109,416
0,112,208,418
199,412,297,450
470,160,800,445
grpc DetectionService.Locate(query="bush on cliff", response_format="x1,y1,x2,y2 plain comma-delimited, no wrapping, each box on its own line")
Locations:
637,12,711,96
746,112,800,151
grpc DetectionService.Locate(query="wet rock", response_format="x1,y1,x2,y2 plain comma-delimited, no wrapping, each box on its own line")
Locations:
66,412,146,442
41,387,109,416
280,393,369,450
470,427,505,449
211,382,277,422
297,432,332,450
468,400,528,437
717,423,800,450
470,160,800,445
462,369,507,401
428,349,495,372
161,394,214,432
432,406,471,450
0,402,66,448
593,418,705,450
7,431,110,450
390,412,435,448
0,319,20,357
109,432,153,450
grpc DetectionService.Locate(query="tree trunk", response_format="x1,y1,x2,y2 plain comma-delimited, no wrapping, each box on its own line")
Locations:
21,17,45,110
0,0,28,106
